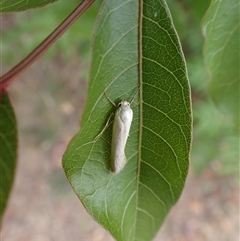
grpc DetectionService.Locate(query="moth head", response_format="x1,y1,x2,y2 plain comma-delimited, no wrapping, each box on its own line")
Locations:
118,100,130,108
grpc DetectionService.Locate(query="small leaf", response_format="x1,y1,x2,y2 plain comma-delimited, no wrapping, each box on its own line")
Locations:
202,0,240,129
63,0,191,240
0,93,17,220
0,0,58,12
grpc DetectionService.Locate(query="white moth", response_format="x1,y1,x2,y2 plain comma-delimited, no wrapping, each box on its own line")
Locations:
111,100,133,174
96,88,138,174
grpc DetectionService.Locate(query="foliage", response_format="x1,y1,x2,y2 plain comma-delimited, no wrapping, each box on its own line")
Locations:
202,0,239,129
63,0,191,240
0,93,17,220
0,0,239,240
0,0,58,12
168,0,239,175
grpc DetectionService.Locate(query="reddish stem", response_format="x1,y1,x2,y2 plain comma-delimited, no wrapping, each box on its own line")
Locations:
0,0,96,95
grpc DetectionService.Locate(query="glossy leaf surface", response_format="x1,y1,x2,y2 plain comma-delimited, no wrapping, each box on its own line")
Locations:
63,0,191,240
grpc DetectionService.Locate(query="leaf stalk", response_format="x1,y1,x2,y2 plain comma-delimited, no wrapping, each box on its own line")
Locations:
0,0,96,95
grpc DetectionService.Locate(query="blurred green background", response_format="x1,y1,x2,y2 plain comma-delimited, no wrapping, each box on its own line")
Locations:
1,0,238,240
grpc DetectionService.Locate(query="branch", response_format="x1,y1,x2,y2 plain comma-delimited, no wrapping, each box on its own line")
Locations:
0,0,96,95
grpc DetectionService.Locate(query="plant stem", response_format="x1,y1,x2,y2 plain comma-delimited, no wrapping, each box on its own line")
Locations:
0,0,96,95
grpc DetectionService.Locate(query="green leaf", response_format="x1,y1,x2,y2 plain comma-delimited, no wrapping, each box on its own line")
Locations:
0,0,58,12
63,0,191,240
0,93,17,220
202,0,240,129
